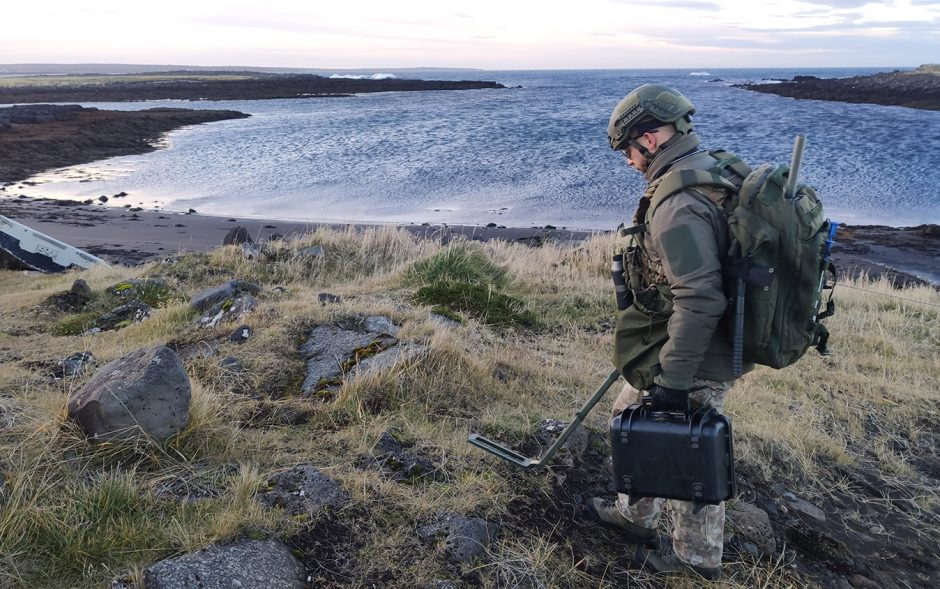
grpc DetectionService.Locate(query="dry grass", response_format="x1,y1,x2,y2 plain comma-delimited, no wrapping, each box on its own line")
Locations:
1,226,937,588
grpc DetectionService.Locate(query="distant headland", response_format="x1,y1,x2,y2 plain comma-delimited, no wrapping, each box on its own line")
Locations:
0,70,505,104
737,64,940,111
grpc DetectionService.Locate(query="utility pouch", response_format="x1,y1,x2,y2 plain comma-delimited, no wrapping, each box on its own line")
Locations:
612,284,673,390
610,401,735,505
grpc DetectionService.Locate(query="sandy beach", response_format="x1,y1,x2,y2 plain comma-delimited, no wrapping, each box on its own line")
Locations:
0,194,592,262
2,192,937,287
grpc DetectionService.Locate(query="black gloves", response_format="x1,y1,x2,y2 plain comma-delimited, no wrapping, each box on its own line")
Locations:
648,384,690,412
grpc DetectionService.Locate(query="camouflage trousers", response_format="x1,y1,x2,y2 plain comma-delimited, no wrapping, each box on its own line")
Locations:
610,378,733,569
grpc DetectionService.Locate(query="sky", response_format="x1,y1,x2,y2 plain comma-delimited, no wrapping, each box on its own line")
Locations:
3,0,939,69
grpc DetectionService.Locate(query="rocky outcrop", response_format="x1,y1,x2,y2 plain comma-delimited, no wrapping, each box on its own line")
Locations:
67,346,191,442
738,65,940,111
144,538,305,589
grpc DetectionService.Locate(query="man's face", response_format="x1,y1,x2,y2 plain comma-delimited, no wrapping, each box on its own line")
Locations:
621,129,658,174
622,143,649,173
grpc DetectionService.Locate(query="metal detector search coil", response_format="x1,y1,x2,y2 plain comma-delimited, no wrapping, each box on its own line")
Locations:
467,369,620,469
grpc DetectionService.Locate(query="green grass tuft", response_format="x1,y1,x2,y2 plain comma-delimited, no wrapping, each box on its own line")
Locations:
414,282,535,327
407,242,507,288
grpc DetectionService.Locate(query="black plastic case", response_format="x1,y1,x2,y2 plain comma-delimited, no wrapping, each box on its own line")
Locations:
610,403,735,505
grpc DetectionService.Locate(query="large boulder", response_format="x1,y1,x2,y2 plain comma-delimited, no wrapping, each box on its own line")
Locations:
144,538,304,589
67,346,191,442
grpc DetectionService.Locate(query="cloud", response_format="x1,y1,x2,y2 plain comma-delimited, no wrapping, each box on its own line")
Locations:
607,0,720,7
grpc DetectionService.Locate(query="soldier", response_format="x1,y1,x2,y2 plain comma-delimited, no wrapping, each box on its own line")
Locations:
586,85,748,580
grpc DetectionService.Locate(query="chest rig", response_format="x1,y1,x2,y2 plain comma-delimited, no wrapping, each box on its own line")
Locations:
619,176,670,293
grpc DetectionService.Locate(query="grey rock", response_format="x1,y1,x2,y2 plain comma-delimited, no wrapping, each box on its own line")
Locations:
272,286,290,295
728,502,776,555
191,280,262,313
70,278,93,300
372,432,439,482
363,315,398,336
317,292,340,304
171,340,220,362
144,538,304,589
199,294,257,328
348,341,427,379
240,243,264,259
229,324,252,343
257,464,349,517
417,511,499,564
781,492,827,522
59,351,97,377
220,356,243,372
223,226,254,246
298,245,325,258
741,541,760,557
95,300,152,331
44,279,93,312
435,582,457,589
534,418,589,467
299,325,395,395
67,346,191,442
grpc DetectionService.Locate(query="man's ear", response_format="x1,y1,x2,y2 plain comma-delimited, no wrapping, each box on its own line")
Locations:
642,131,659,153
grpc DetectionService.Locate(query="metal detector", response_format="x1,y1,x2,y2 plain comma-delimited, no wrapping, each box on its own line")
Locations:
467,369,620,469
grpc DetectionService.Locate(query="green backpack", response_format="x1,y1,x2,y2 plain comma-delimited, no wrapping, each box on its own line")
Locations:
647,149,838,377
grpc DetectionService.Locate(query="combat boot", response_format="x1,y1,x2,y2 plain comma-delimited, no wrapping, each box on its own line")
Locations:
634,542,721,580
586,498,659,546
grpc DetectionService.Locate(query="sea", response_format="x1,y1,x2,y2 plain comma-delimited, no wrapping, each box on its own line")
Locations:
10,68,940,229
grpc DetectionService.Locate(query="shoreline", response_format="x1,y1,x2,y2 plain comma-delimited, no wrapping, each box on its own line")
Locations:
1,194,937,288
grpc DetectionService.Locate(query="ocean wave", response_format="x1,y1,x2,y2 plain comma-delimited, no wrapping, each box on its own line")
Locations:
688,71,712,76
328,73,397,80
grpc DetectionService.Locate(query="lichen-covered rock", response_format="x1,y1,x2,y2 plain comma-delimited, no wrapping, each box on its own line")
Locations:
144,539,304,589
106,277,168,299
67,346,190,442
257,464,349,517
298,324,395,395
58,351,96,377
191,279,261,312
198,294,257,328
95,300,152,331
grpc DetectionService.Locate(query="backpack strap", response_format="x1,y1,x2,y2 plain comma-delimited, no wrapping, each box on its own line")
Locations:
649,169,739,217
709,149,752,179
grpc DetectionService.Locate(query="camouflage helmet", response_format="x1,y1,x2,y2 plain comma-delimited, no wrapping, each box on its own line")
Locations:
607,85,695,151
